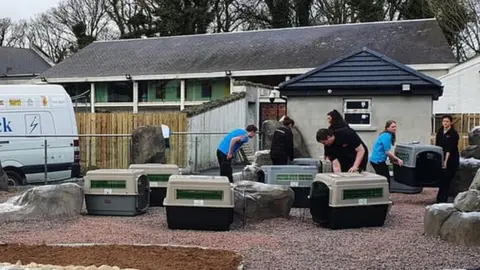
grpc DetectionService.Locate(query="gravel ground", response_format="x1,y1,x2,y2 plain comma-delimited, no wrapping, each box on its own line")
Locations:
0,188,479,270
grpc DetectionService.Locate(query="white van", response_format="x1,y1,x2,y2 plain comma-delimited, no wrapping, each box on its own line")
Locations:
0,84,80,186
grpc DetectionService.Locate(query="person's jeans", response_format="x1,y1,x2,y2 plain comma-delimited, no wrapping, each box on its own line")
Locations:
370,161,390,186
216,149,233,183
436,164,459,203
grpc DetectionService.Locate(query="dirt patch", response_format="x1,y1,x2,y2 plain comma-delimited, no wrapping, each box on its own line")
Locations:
0,244,243,270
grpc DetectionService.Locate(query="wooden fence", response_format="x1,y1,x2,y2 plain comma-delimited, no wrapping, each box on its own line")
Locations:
431,113,480,151
75,112,188,171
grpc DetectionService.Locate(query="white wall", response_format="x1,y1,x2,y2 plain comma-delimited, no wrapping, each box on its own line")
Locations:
187,98,248,171
287,96,433,159
434,56,480,114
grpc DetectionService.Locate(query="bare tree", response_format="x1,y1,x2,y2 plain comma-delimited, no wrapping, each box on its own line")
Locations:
428,0,480,61
50,0,112,49
28,13,73,63
0,18,29,47
106,0,154,38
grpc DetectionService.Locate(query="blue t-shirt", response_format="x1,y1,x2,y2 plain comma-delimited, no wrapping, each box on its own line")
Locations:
370,132,393,164
217,129,249,155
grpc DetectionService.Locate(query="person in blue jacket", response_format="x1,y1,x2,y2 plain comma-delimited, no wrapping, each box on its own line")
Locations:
217,124,258,183
370,120,404,186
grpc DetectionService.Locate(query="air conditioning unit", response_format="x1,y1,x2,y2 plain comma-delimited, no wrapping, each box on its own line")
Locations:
84,169,150,216
163,175,234,231
310,172,391,229
128,164,180,206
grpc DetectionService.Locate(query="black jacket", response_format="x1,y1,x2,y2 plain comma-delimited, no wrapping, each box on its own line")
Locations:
270,126,294,160
435,127,460,167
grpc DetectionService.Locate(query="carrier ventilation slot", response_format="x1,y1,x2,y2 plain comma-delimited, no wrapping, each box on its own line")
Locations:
148,174,171,182
276,174,314,181
175,189,224,200
90,180,127,189
342,188,383,200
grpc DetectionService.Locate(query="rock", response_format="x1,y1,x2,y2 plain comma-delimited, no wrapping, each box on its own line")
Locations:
240,150,273,183
241,165,260,182
439,211,480,246
131,125,166,164
468,126,480,146
0,161,7,191
261,120,310,159
253,150,272,167
470,168,480,190
454,189,480,212
0,183,84,223
461,145,480,159
424,203,457,236
449,158,480,197
233,180,294,221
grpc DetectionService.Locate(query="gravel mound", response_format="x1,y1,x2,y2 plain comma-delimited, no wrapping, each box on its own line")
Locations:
0,188,479,270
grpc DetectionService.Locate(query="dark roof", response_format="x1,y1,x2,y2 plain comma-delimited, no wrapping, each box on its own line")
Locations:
279,47,444,100
0,47,52,80
40,18,456,79
183,91,246,117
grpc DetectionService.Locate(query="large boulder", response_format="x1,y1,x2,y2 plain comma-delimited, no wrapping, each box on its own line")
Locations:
424,203,480,246
439,211,480,246
468,126,480,146
0,161,7,191
454,189,480,212
461,145,480,159
424,204,457,236
233,180,294,221
261,120,310,158
449,158,480,197
131,125,166,164
425,184,480,246
470,168,480,190
240,150,273,182
0,183,84,223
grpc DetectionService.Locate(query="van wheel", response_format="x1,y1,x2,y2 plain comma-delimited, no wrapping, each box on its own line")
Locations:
6,171,23,187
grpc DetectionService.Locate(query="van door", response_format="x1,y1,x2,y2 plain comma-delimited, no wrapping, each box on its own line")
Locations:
0,112,46,183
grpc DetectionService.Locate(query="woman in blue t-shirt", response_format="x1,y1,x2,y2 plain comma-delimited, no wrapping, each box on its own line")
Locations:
369,120,404,186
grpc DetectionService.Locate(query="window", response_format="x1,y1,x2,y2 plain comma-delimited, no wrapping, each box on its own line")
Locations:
201,81,212,98
343,99,371,126
105,81,133,102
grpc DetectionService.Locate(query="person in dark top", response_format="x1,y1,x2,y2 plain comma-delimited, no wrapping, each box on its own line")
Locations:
270,116,295,165
324,110,350,167
435,114,460,203
327,109,349,130
316,128,369,173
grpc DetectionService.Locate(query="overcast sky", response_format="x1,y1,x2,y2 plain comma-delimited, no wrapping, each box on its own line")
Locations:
0,0,61,21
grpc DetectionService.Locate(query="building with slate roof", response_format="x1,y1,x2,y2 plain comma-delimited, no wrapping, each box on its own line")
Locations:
278,47,444,159
37,18,456,113
0,46,53,85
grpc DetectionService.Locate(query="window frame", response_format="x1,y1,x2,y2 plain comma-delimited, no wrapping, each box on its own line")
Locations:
343,98,372,127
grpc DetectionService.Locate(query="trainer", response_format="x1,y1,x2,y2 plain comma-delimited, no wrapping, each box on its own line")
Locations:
270,116,295,165
217,124,258,183
316,128,369,173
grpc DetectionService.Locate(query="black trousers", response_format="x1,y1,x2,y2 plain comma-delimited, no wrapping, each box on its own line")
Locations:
370,161,390,186
436,164,459,203
216,149,233,183
271,154,289,165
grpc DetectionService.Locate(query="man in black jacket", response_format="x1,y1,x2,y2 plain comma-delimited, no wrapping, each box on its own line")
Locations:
270,116,295,165
316,127,369,173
